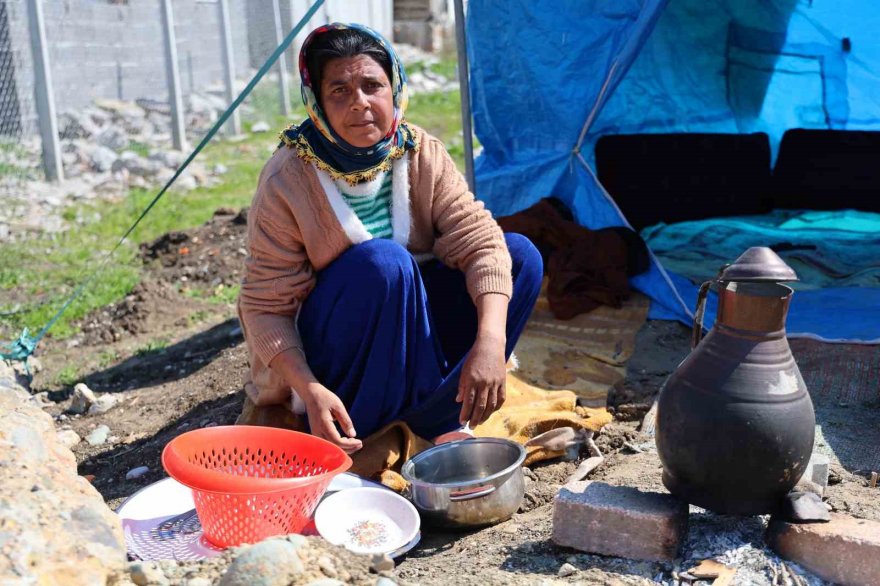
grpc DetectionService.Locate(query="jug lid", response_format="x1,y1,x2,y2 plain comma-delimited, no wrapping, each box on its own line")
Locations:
718,247,799,282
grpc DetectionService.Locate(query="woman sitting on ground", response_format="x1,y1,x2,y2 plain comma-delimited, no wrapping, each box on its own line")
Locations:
237,23,541,452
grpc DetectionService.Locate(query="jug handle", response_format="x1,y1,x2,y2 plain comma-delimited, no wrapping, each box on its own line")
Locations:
691,280,713,348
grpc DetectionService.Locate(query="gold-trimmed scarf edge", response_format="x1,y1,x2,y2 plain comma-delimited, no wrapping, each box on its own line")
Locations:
277,125,420,186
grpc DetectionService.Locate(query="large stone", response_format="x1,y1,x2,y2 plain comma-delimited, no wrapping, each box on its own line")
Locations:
219,539,304,586
552,481,688,562
767,514,880,586
0,360,126,586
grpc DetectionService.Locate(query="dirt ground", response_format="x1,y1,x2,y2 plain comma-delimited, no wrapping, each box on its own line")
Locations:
28,209,880,585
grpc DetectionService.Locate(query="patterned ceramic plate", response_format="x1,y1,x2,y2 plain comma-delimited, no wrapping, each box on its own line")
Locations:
314,487,421,556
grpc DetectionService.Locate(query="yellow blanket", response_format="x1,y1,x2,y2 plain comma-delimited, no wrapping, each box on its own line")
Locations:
473,374,611,465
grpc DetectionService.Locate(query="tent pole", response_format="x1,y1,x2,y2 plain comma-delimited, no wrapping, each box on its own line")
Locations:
453,0,476,194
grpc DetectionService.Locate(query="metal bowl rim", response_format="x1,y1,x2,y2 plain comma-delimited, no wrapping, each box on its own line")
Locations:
400,438,526,489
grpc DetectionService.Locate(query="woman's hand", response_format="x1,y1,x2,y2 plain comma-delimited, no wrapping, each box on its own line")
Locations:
301,382,363,454
269,348,362,453
457,332,507,428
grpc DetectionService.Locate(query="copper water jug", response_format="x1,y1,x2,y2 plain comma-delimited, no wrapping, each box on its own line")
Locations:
655,247,816,515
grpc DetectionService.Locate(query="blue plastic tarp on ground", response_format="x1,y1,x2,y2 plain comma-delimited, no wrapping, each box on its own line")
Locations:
467,0,880,342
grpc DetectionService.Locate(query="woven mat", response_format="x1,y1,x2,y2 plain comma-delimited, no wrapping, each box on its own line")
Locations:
791,339,880,405
790,339,880,473
512,284,650,407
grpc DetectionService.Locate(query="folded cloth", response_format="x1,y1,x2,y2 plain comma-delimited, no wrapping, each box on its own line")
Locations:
497,198,648,319
349,421,433,492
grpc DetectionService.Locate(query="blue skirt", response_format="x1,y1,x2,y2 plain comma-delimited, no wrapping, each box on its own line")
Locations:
298,233,542,440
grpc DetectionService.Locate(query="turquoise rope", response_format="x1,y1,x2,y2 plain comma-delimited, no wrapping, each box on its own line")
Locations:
0,0,325,364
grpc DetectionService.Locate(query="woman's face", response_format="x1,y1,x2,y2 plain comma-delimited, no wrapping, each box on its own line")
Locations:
319,55,394,148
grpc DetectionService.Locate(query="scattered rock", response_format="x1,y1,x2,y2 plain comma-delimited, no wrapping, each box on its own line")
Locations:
59,111,100,138
31,391,52,406
56,429,82,449
97,127,129,151
219,539,304,586
213,163,229,175
89,145,119,173
250,121,271,133
781,491,831,523
69,382,97,414
369,553,394,573
317,556,337,578
88,393,120,415
129,561,169,586
149,150,187,170
557,562,578,577
125,466,150,480
86,424,111,446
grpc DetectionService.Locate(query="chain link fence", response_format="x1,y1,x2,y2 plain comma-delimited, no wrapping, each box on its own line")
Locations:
0,0,410,242
1,0,43,236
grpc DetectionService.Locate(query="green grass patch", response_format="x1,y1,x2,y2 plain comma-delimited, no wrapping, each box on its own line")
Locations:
135,338,170,357
189,309,210,324
128,140,152,157
56,364,80,387
183,283,240,305
428,52,459,81
97,349,120,369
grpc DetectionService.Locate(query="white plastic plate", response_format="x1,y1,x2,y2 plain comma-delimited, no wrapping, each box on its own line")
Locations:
314,487,421,556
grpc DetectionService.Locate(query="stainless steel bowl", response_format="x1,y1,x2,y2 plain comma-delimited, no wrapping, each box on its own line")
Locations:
401,438,526,529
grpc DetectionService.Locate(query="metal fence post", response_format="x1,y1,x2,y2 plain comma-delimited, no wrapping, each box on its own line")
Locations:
273,0,292,117
453,0,475,194
160,0,187,151
26,0,62,182
218,0,241,135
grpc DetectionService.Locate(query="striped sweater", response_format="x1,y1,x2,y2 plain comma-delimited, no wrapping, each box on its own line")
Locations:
337,172,393,239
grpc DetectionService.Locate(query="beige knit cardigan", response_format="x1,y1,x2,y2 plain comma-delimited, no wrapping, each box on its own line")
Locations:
237,125,513,406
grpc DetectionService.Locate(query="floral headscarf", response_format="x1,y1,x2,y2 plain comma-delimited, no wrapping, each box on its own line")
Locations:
279,23,418,185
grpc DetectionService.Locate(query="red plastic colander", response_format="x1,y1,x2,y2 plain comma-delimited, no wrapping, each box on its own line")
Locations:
161,425,352,548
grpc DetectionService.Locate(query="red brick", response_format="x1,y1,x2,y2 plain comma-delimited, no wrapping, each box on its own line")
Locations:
767,514,880,586
551,481,688,562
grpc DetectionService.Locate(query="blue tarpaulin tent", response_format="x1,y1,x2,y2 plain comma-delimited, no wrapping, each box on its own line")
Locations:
466,0,880,342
